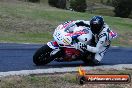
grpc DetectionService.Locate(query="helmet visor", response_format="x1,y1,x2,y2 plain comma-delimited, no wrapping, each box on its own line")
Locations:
90,23,102,34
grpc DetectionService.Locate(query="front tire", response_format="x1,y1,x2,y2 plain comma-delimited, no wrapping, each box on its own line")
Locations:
33,45,53,66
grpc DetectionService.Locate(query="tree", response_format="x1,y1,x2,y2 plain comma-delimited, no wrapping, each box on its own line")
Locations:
48,0,66,9
48,0,58,7
28,0,40,3
70,0,87,12
113,0,132,18
57,0,67,9
106,0,113,6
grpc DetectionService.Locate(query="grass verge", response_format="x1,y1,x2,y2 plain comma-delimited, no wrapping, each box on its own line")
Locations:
0,69,132,88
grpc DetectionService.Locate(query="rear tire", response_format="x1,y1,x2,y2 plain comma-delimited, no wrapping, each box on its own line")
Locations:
33,45,53,66
81,51,95,65
81,55,93,64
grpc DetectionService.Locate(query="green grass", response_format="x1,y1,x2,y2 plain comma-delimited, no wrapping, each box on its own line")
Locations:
90,8,114,16
0,0,131,46
0,32,52,43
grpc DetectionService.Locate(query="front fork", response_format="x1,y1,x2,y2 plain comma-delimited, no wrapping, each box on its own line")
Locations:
47,41,60,57
47,41,59,49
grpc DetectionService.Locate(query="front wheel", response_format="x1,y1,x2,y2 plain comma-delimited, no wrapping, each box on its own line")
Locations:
33,44,53,66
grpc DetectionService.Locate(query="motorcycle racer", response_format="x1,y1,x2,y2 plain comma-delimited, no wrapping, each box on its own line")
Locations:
75,16,117,65
33,16,117,66
49,16,117,65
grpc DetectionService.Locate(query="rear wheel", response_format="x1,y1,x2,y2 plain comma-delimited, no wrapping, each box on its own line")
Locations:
33,45,53,66
82,55,93,64
81,51,95,65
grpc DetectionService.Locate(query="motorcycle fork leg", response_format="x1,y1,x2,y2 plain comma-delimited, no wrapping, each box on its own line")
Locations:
50,49,62,58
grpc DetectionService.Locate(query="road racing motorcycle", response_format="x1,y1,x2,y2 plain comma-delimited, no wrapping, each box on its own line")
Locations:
33,21,93,65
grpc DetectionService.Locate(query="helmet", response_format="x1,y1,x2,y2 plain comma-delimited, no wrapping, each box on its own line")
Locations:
90,16,104,34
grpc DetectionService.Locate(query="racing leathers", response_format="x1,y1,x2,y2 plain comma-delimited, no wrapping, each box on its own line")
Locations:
74,20,117,64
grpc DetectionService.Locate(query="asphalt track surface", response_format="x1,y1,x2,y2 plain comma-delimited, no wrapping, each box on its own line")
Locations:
0,43,132,72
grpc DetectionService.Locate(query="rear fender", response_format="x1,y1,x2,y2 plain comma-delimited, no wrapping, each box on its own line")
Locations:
47,41,59,49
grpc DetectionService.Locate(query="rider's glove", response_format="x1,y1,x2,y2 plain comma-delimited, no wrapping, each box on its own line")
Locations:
78,42,87,49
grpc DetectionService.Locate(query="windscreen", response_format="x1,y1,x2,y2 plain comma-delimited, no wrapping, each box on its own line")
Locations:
64,23,77,33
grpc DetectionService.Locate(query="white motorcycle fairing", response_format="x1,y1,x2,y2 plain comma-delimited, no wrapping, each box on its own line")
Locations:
47,23,93,51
